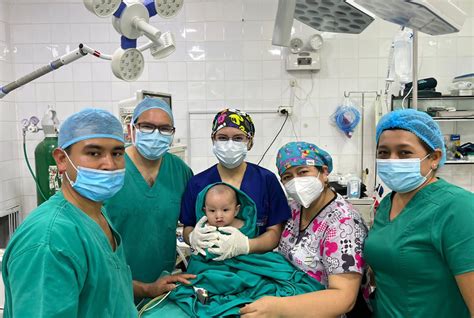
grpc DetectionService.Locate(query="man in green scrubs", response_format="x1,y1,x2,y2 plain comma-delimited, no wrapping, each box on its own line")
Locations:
2,108,137,317
106,97,194,300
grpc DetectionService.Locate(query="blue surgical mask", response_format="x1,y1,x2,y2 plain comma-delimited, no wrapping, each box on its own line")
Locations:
134,130,172,160
376,154,432,193
213,140,247,169
64,152,125,202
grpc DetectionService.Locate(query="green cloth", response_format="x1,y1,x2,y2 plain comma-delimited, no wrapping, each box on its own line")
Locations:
2,191,137,318
365,178,474,318
142,182,324,318
105,152,193,284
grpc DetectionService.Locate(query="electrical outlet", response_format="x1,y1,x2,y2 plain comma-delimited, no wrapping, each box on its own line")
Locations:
278,106,293,116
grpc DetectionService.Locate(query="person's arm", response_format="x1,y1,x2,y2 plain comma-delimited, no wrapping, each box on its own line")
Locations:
180,178,198,245
5,245,83,317
432,191,474,316
248,223,283,253
248,172,290,254
132,273,196,298
456,272,474,317
183,225,193,245
240,272,362,317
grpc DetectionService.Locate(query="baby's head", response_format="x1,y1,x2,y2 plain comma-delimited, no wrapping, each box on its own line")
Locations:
203,184,240,227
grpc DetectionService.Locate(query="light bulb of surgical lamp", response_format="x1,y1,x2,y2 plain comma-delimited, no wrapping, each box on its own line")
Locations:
83,0,122,18
154,0,184,18
150,32,176,59
111,48,145,81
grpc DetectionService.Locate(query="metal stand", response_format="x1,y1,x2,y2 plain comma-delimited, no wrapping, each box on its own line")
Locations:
412,30,418,109
343,90,381,185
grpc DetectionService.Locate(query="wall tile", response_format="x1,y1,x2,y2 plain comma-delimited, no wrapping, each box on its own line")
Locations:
185,23,205,42
185,2,207,23
187,61,205,81
148,62,168,81
206,81,225,100
223,22,243,41
187,81,206,100
221,0,243,22
168,62,188,81
242,41,263,60
205,22,224,41
205,61,225,81
1,0,473,211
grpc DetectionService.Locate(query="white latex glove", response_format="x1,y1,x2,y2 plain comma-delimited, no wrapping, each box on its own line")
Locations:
208,226,250,261
189,216,219,256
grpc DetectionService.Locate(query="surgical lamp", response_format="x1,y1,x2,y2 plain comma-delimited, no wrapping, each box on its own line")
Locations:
83,0,122,18
0,0,183,99
111,48,145,82
354,0,466,36
272,0,374,46
273,0,465,42
272,0,466,107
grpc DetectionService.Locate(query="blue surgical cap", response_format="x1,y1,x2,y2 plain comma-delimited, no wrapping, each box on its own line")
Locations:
58,108,124,149
376,109,446,166
132,97,173,124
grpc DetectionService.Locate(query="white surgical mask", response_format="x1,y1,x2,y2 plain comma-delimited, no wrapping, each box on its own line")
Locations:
284,175,324,208
213,140,247,169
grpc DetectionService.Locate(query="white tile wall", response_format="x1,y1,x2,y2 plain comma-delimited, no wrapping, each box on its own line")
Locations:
0,0,23,212
0,0,472,213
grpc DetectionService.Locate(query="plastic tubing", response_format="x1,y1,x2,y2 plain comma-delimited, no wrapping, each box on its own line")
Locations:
334,106,361,136
23,132,47,202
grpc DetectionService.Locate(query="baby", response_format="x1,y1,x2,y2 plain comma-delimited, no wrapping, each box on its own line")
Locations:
203,184,244,229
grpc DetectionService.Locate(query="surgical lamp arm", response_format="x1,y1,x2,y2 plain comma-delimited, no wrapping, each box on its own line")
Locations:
0,43,119,99
0,45,87,99
137,41,154,52
133,17,162,43
80,44,113,60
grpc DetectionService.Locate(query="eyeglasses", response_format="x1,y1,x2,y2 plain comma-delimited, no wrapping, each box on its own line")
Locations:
214,134,248,143
135,123,175,136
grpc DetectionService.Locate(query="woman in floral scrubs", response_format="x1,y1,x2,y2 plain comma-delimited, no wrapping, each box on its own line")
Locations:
241,141,369,318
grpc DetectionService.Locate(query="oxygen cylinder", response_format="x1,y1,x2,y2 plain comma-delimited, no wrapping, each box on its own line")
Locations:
34,107,60,205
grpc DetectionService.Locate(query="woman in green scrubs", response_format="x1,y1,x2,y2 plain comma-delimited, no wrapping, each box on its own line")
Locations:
364,109,474,317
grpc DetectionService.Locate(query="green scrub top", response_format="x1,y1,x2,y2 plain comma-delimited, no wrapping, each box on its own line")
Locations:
2,191,137,318
105,152,193,284
365,178,474,318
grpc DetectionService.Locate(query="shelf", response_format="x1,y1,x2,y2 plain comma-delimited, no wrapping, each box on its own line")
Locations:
432,117,474,122
392,95,474,101
445,160,474,165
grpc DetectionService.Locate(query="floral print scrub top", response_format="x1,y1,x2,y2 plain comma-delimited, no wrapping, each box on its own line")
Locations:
278,192,368,287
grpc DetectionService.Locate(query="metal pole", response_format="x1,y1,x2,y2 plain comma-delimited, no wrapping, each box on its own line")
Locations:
272,0,297,47
412,30,418,109
187,111,192,165
361,93,365,181
344,90,380,184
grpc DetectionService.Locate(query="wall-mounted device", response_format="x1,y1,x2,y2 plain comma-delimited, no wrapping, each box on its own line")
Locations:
286,34,323,71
